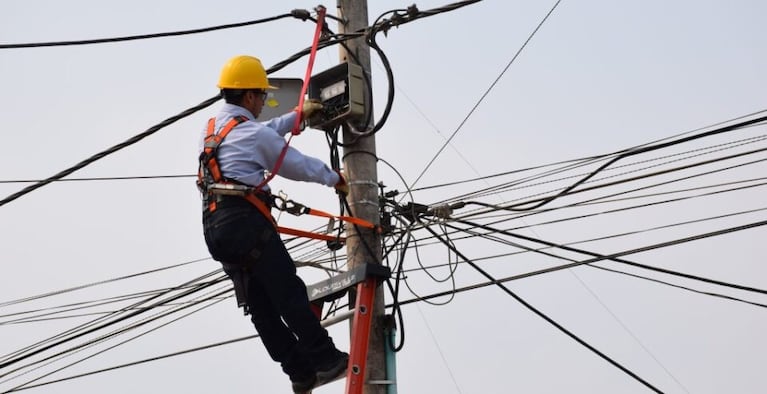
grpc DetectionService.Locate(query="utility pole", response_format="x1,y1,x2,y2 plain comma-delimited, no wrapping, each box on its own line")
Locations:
337,1,387,394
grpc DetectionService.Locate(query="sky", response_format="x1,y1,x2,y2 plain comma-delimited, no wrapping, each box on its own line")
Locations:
1,0,766,393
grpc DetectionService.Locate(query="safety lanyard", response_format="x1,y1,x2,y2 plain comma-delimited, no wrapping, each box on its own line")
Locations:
253,6,327,192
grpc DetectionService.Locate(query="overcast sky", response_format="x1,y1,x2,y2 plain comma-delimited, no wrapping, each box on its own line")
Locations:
1,1,766,393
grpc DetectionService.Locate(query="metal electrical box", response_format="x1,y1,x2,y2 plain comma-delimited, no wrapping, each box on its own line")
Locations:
307,62,366,130
259,78,303,121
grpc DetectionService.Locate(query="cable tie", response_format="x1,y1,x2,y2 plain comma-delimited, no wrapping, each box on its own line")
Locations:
407,5,420,17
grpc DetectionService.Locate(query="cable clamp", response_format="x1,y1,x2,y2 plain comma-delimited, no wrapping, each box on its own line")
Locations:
348,199,380,209
348,180,379,188
428,203,453,219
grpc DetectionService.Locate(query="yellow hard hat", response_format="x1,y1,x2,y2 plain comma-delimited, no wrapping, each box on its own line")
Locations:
217,55,277,90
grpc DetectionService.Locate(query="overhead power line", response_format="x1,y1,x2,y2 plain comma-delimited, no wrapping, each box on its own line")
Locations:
0,175,194,184
0,273,226,372
438,220,767,308
503,115,767,212
0,258,210,308
0,13,305,49
1,292,230,393
416,219,664,393
0,95,220,208
439,217,767,290
0,0,482,208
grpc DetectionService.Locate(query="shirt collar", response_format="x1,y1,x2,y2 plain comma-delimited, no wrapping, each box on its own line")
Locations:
220,103,256,121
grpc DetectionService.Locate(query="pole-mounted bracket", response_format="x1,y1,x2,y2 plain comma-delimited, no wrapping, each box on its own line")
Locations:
307,263,390,304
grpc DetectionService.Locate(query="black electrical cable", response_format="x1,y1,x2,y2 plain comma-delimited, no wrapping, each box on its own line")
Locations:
340,9,397,138
415,218,664,393
0,283,231,385
0,331,259,393
0,288,229,327
586,264,767,309
445,132,767,206
427,178,767,253
0,13,299,49
3,292,230,393
0,257,210,308
0,269,224,365
0,94,218,208
330,1,487,143
456,219,767,296
0,278,229,381
0,32,363,208
395,186,767,273
497,138,767,206
500,117,767,212
0,174,195,184
502,179,767,232
0,289,185,325
437,221,767,309
0,0,486,207
454,163,767,241
464,145,767,218
0,273,227,372
415,110,767,198
448,217,767,290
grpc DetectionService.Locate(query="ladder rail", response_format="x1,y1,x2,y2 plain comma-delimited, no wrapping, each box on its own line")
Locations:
345,277,378,394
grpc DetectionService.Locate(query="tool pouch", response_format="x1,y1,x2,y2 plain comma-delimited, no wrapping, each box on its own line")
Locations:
223,263,251,316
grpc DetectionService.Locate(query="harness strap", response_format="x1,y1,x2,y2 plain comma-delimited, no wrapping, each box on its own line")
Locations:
242,193,345,242
198,116,248,213
252,6,327,191
305,208,377,230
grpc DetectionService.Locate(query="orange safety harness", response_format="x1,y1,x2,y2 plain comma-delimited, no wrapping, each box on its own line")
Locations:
197,117,376,243
197,6,376,243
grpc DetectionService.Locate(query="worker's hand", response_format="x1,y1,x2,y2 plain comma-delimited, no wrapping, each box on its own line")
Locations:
299,99,323,118
334,170,349,197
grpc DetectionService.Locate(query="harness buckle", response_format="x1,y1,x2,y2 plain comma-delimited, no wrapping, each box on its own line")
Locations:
283,199,309,216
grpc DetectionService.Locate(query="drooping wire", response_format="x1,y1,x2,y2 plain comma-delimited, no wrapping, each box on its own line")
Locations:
439,218,767,289
0,174,195,184
0,33,364,208
0,273,227,372
0,258,210,308
462,144,767,218
415,217,664,393
0,1,488,207
1,286,231,391
441,131,767,206
437,221,767,308
496,115,767,212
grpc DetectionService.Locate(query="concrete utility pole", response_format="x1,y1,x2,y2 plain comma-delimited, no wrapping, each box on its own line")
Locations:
337,1,386,394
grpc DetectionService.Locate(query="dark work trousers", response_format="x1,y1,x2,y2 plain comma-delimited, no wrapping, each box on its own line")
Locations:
203,195,337,381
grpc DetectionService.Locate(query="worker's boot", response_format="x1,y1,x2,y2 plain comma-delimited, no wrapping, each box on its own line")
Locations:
291,373,316,394
315,350,349,386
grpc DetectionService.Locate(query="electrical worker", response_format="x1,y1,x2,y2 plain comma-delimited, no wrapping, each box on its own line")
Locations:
199,55,349,394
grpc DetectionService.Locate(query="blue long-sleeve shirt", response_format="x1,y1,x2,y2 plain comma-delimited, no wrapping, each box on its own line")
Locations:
199,103,339,191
